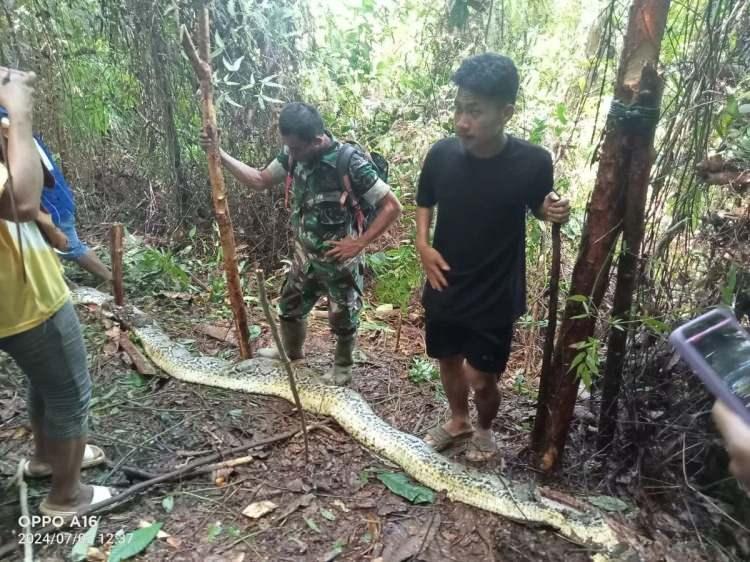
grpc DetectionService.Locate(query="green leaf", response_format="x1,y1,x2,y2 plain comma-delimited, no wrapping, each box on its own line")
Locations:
358,469,371,484
567,294,589,303
206,521,223,542
126,373,146,387
224,95,243,108
555,102,568,124
320,508,336,521
722,264,738,306
260,94,285,104
162,496,174,513
587,495,630,512
108,522,162,562
377,472,435,504
304,517,321,533
248,325,262,340
324,539,345,559
71,520,99,562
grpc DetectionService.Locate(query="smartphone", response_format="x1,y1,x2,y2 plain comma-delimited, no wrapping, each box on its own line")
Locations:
669,307,750,426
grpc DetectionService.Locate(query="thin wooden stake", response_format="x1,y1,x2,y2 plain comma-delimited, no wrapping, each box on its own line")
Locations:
539,224,561,389
110,223,124,306
394,311,403,352
180,8,252,359
255,269,310,466
15,460,33,562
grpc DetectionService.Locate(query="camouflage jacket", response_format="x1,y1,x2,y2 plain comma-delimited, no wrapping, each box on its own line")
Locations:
269,134,390,263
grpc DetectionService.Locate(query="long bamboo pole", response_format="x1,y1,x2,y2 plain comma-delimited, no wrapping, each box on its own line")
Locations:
180,8,251,359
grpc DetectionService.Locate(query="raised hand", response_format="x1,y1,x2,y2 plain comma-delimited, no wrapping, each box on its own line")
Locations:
0,67,36,117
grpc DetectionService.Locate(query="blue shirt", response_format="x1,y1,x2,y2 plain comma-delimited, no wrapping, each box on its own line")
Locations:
35,136,76,224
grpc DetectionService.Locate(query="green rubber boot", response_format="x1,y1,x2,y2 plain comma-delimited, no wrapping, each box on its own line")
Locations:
257,319,306,360
321,334,356,386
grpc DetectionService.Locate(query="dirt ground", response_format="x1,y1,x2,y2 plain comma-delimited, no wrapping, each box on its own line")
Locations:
0,275,719,561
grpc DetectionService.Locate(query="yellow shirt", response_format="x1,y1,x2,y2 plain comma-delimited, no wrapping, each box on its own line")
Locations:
0,163,69,338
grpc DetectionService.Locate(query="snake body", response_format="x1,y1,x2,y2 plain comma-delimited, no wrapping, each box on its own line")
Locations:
72,287,628,560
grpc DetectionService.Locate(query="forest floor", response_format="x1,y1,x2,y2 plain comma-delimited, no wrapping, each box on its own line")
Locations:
0,244,720,562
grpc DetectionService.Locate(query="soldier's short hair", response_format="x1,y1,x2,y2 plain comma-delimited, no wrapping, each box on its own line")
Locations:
452,53,519,105
279,102,325,142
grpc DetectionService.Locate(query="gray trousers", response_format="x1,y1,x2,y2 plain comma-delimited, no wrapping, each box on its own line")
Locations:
0,300,91,440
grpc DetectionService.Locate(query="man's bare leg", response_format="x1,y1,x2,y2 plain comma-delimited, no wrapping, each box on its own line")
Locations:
44,435,93,507
27,416,49,472
465,362,501,461
75,249,112,282
425,355,473,446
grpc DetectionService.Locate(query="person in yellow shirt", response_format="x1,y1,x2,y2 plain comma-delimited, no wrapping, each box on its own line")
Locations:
0,67,112,515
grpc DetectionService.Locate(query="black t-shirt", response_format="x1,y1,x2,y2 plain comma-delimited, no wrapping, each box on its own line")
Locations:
416,136,553,328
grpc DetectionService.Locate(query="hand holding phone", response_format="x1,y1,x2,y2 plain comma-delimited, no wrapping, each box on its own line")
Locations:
713,401,750,488
669,307,750,426
671,307,750,488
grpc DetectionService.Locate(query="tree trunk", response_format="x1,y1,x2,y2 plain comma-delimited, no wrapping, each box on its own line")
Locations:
531,0,670,471
181,7,252,359
151,18,189,220
597,64,663,452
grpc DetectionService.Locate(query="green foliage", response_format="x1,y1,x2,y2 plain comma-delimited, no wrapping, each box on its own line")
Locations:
124,246,192,293
108,522,162,562
723,264,738,306
568,337,601,391
408,357,439,384
377,471,435,504
366,244,422,312
71,521,99,562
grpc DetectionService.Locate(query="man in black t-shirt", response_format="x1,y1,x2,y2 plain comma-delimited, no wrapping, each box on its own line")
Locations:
416,53,570,462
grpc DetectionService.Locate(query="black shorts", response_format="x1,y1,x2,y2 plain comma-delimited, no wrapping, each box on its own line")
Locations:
425,320,514,374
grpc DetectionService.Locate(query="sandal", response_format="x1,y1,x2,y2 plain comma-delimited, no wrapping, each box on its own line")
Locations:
23,444,106,478
40,485,117,518
424,425,473,452
465,432,498,462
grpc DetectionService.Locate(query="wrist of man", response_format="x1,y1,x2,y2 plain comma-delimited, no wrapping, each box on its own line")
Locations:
416,240,431,253
5,108,33,129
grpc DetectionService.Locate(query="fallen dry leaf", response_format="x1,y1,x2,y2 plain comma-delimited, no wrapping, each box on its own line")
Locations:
276,493,315,521
86,546,107,561
166,536,182,549
212,467,234,486
380,513,441,562
138,520,170,539
242,500,277,519
332,500,350,513
102,340,119,356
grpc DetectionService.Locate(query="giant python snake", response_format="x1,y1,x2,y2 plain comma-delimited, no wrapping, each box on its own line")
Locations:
72,287,632,561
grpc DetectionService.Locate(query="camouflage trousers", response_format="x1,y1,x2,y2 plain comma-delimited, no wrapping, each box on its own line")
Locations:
278,249,364,337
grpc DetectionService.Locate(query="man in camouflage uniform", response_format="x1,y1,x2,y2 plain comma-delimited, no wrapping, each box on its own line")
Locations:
200,102,402,384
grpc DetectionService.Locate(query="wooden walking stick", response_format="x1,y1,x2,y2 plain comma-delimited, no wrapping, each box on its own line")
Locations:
110,223,124,305
180,7,252,359
533,220,562,454
540,223,562,381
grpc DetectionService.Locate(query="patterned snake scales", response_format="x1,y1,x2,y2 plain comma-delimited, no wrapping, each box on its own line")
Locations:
72,287,631,561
